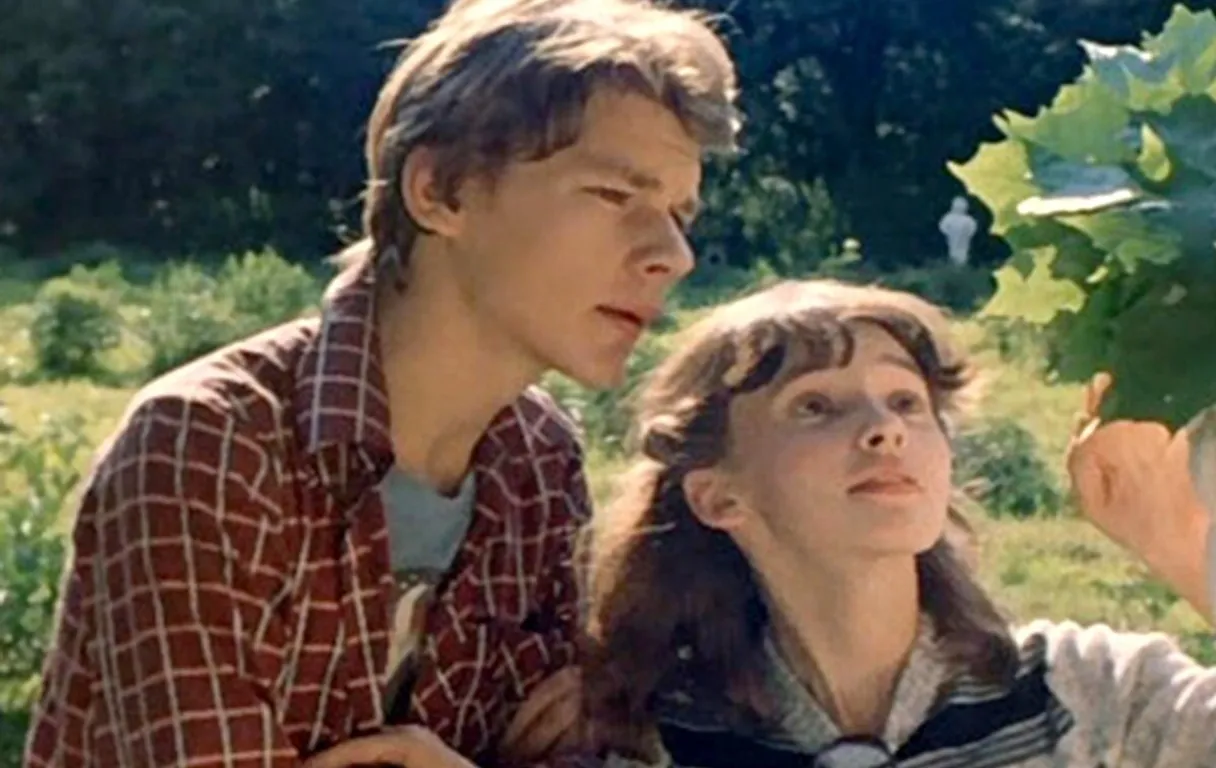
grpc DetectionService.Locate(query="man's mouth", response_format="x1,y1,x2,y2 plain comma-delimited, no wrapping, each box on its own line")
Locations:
596,305,659,330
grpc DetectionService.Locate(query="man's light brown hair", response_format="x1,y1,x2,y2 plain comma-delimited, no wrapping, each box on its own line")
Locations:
335,0,741,281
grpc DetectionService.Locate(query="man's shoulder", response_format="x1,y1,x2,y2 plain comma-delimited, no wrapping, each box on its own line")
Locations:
99,319,319,469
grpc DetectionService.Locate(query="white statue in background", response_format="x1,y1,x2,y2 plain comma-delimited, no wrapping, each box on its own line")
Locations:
939,196,978,266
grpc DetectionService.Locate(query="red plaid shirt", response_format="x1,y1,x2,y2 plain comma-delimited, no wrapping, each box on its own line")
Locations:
26,263,591,767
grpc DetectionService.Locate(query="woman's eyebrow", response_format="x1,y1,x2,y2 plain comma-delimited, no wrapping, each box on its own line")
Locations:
876,353,923,377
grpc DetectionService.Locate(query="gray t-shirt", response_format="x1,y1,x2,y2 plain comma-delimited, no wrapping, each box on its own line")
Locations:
379,467,476,717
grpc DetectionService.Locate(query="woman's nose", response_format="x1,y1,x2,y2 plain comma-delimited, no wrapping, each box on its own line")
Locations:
857,411,908,454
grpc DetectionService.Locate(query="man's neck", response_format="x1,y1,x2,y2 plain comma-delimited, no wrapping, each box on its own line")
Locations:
759,551,920,736
375,271,540,492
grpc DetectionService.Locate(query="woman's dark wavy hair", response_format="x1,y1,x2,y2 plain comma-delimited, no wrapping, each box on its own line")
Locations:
581,279,1018,760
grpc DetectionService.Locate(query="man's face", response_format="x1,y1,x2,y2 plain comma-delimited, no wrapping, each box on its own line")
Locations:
439,88,702,389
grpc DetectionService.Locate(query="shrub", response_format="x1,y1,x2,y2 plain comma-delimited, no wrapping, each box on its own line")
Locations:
876,264,995,314
974,316,1049,367
139,263,239,376
671,260,782,311
218,248,321,337
953,416,1063,518
544,331,672,456
139,251,322,377
0,413,86,713
28,270,124,379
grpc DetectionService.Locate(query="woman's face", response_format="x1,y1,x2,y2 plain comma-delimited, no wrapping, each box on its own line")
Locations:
702,322,953,563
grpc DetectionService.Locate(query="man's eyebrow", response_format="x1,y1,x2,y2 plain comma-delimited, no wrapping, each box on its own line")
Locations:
582,153,701,221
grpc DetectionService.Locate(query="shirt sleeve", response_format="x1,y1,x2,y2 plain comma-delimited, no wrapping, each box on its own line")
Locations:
539,445,593,644
1030,619,1216,766
486,448,594,768
26,396,301,767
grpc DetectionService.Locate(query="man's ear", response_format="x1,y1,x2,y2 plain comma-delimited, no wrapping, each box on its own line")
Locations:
683,467,747,531
399,146,465,237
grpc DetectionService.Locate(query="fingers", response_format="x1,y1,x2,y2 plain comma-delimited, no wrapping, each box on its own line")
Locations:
501,667,580,747
502,688,582,764
301,726,475,768
1085,372,1113,420
1071,372,1114,445
302,732,415,768
499,667,584,764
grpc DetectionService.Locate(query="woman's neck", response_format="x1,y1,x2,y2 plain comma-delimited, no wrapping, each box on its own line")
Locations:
760,553,921,736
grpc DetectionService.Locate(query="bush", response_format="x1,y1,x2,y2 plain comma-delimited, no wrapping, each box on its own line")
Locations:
876,264,995,314
953,416,1063,518
28,269,124,379
671,260,783,311
974,316,1049,367
218,248,321,337
139,250,321,377
0,413,86,715
544,331,672,456
140,263,239,377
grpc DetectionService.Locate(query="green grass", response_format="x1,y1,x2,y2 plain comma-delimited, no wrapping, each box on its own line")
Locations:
0,265,1214,765
0,284,1198,636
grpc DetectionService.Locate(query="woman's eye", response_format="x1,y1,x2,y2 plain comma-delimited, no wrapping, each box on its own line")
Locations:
890,390,927,414
793,393,835,419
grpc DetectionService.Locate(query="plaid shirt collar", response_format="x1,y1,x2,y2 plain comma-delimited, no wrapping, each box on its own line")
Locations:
294,261,395,460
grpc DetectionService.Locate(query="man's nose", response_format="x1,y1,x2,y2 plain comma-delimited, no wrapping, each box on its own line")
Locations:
638,217,694,284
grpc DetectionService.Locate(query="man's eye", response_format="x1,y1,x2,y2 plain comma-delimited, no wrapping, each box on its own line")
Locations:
589,187,632,205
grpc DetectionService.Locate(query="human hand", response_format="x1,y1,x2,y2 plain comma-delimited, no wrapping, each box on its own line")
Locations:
497,666,585,766
1067,373,1213,619
302,725,477,768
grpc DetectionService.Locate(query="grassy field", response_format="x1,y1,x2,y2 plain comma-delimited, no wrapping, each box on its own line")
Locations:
0,262,1212,762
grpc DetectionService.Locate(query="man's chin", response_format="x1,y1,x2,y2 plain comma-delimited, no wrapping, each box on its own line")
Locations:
553,357,630,392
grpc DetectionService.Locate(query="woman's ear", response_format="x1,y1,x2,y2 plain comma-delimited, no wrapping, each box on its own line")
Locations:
399,146,465,237
683,468,748,531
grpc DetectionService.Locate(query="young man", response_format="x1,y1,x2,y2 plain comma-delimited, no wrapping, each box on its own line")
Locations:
24,1,740,766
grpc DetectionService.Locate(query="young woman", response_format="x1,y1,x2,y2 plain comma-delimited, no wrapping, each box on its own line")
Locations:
583,279,1216,767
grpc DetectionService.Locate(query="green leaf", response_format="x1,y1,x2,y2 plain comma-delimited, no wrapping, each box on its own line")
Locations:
1137,122,1172,181
1081,40,1182,113
1003,220,1107,283
947,141,1036,236
1105,271,1216,426
1144,5,1216,95
1144,95,1216,181
983,248,1086,324
1058,208,1182,271
956,4,1216,430
1043,281,1118,383
1016,148,1143,217
1001,81,1133,164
